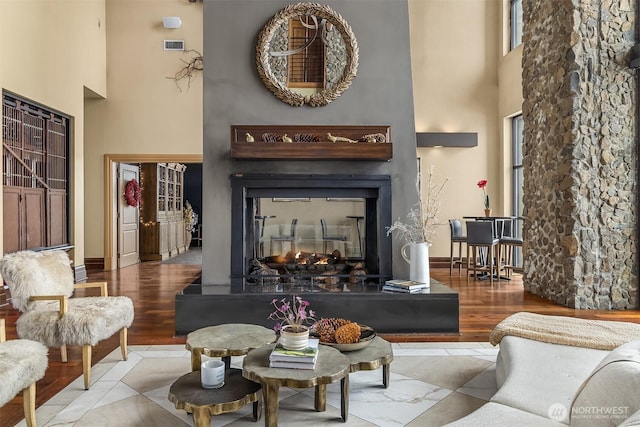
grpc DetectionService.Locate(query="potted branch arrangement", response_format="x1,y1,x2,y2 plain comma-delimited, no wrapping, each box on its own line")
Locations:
386,166,447,286
268,296,316,350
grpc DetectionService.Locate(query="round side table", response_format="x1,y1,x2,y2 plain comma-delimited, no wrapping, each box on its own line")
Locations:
342,336,393,388
186,323,277,370
169,369,262,426
243,344,351,427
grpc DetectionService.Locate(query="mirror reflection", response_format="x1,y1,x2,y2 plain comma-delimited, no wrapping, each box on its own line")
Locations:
256,3,358,106
253,198,365,260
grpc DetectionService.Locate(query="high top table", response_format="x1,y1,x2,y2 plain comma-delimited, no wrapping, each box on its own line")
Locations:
243,343,351,426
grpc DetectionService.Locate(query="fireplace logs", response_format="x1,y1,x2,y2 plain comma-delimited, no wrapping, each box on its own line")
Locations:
245,250,371,293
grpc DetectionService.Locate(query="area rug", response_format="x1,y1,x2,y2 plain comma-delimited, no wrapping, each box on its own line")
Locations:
160,247,202,265
19,343,499,427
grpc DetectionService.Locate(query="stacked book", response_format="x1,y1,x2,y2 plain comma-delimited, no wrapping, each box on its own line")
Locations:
269,338,319,369
382,279,430,294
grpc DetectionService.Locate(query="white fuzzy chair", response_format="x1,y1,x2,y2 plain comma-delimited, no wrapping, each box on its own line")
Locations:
0,318,48,427
0,250,134,390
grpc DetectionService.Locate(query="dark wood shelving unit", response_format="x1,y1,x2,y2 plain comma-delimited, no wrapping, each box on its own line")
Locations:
230,125,392,160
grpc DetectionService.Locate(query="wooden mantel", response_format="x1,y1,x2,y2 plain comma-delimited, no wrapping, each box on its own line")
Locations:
230,125,392,160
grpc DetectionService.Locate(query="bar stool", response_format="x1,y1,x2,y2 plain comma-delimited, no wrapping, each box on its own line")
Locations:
466,220,501,286
499,218,523,277
271,218,297,255
448,219,466,275
320,218,348,254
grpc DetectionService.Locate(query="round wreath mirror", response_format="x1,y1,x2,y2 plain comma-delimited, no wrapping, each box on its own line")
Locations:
256,2,359,107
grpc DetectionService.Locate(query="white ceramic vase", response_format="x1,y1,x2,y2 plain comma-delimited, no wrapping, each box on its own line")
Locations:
185,230,192,250
401,242,431,286
279,325,310,350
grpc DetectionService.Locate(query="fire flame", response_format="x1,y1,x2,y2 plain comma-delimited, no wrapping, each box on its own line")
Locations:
314,257,329,265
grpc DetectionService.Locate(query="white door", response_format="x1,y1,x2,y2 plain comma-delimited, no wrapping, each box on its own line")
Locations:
118,163,140,268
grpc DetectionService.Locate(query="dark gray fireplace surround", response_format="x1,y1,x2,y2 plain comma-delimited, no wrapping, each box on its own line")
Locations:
175,173,459,336
182,0,460,336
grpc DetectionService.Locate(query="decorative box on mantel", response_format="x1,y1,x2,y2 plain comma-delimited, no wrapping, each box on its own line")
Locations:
230,125,392,160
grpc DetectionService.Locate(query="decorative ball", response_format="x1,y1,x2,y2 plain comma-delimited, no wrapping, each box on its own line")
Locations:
335,322,361,344
314,317,352,343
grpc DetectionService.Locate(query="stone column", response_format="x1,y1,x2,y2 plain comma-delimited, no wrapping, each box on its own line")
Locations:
522,0,638,309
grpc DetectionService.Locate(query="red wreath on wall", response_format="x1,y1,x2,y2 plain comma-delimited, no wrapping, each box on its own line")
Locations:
124,179,141,207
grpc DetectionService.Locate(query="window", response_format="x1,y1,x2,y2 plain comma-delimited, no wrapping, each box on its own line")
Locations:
512,114,524,266
510,0,523,50
287,17,325,88
2,93,69,252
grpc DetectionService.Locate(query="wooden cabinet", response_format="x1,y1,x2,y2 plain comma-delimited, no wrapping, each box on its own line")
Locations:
140,163,187,261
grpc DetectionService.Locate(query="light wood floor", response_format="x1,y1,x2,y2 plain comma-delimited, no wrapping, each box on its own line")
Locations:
1,261,638,426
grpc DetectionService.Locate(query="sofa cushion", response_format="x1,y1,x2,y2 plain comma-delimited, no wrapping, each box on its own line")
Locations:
570,340,640,426
619,410,640,427
492,336,608,424
444,402,566,427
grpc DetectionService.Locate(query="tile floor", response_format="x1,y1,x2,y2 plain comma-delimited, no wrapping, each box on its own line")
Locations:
17,342,499,427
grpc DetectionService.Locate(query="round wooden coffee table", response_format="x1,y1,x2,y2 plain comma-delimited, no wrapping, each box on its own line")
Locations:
243,344,351,427
186,323,277,370
168,369,262,427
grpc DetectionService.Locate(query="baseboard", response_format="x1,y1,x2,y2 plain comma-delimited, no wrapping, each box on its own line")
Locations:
85,258,105,272
74,264,88,282
430,256,463,269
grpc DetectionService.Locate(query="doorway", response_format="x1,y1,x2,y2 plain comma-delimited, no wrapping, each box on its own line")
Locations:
117,163,140,268
104,154,202,270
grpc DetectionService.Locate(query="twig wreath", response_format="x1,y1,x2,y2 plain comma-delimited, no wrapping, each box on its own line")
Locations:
124,179,141,207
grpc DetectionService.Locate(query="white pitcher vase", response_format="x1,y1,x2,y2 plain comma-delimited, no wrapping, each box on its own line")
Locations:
401,242,431,286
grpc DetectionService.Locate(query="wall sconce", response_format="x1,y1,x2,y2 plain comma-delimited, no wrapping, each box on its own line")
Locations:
416,132,478,148
163,17,182,29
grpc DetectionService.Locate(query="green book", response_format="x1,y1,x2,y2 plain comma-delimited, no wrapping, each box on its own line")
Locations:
269,338,319,362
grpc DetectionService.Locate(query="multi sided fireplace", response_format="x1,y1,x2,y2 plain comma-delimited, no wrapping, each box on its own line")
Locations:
230,174,392,293
176,173,459,335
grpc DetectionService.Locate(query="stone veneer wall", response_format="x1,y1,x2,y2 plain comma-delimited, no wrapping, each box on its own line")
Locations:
522,0,638,309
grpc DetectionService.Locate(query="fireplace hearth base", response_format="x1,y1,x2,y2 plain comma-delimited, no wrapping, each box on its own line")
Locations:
175,278,459,336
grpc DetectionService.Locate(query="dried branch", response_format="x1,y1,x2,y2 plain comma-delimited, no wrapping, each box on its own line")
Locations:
167,49,203,92
386,166,448,244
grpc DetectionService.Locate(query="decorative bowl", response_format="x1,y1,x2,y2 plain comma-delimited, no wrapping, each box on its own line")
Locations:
314,325,377,352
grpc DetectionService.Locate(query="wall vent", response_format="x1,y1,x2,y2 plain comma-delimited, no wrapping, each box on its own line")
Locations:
164,40,185,51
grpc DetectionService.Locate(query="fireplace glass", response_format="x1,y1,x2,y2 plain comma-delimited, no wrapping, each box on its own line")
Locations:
230,174,392,294
248,197,374,293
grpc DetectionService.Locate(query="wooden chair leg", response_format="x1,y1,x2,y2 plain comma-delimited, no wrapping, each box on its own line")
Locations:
505,244,513,278
458,242,464,274
120,327,128,360
60,344,68,363
82,344,92,390
23,382,37,427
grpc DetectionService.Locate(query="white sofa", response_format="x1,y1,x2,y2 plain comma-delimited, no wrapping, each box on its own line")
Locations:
446,314,640,426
